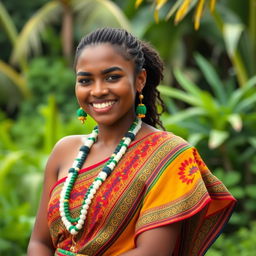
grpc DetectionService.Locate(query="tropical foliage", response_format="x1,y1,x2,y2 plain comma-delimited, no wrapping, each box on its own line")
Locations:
0,0,255,255
136,0,217,29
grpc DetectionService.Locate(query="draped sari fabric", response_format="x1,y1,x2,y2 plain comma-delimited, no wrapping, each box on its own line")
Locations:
48,131,236,256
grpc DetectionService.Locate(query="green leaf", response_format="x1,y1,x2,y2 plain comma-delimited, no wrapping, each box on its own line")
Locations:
187,133,206,146
249,137,256,148
251,164,256,174
0,60,30,97
0,238,12,251
229,212,248,225
208,129,229,149
244,199,256,210
223,171,241,187
0,119,17,150
245,185,256,199
228,76,256,109
194,53,227,104
235,93,256,112
165,0,184,20
223,23,244,57
213,168,225,180
173,68,202,97
0,151,24,193
39,95,60,153
158,85,199,106
73,0,131,32
163,107,206,125
228,113,242,131
199,91,219,114
11,1,62,64
0,1,18,46
229,186,246,199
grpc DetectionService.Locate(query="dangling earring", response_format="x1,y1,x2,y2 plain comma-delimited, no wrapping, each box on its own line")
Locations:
77,107,87,124
136,92,147,118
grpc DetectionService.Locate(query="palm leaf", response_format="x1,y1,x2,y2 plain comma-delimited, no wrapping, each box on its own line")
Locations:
135,0,144,8
194,53,227,104
0,152,24,194
0,2,18,46
163,107,206,124
158,85,199,106
11,1,62,64
188,133,206,146
0,119,17,150
135,0,217,30
198,90,219,113
154,0,168,23
0,60,30,97
99,0,131,30
235,93,256,113
228,76,256,109
173,68,219,113
72,0,130,31
165,0,184,20
223,23,244,57
227,113,242,132
173,68,202,97
208,129,229,149
194,0,207,30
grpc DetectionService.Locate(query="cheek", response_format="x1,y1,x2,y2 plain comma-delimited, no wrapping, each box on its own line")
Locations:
75,85,81,101
75,86,89,106
75,84,80,95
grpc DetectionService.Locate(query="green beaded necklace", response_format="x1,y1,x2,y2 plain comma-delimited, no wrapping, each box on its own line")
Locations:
59,118,142,236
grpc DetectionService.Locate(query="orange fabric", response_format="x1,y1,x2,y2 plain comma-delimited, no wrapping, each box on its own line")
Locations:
48,132,236,256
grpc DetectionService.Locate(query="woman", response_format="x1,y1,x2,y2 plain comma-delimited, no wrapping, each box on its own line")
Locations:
27,27,236,256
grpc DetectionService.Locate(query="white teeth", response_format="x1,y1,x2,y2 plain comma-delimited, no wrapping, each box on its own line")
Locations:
92,101,115,109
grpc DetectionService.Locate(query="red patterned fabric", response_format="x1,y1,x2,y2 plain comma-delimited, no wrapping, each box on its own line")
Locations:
48,131,236,256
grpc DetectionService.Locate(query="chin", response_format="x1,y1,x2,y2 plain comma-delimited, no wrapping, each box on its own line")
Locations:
92,113,135,128
92,116,119,127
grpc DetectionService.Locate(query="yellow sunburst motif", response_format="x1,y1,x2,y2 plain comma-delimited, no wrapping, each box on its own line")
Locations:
135,0,217,30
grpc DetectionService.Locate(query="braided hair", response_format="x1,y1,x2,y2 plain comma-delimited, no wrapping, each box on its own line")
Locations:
74,27,165,129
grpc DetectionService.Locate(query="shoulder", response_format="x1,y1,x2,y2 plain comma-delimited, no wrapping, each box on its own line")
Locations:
149,130,191,149
140,123,190,148
139,131,194,172
52,135,86,152
45,135,88,172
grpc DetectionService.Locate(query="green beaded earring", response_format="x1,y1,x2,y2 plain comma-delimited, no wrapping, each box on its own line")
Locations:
77,107,87,124
136,93,147,118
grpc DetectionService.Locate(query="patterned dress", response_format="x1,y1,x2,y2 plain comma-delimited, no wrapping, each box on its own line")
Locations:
48,131,236,256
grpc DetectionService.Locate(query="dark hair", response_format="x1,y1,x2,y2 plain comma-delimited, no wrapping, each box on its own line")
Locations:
74,27,165,129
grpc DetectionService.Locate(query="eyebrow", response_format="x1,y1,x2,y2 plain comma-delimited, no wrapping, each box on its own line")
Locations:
76,66,123,76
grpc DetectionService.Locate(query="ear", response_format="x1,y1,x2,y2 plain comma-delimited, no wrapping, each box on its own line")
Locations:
135,69,147,92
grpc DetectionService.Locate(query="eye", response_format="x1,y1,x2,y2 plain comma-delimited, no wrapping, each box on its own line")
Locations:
106,74,122,82
77,78,92,86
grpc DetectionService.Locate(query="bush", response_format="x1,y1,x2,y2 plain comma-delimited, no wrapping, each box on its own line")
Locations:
207,222,256,256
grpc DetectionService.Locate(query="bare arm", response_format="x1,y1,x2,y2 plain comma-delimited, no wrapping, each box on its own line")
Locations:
27,143,61,255
119,222,181,256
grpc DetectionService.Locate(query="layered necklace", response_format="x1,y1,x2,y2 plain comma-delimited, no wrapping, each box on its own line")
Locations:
59,118,142,236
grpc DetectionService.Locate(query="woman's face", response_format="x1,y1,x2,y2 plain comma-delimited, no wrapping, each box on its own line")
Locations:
75,43,146,127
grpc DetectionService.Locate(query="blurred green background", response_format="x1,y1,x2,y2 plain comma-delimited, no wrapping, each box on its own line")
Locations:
0,0,256,255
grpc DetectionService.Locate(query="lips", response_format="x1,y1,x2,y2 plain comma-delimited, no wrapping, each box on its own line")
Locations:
90,100,117,113
92,101,116,109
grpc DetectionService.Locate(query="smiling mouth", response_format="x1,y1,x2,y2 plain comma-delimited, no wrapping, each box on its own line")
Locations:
92,101,116,109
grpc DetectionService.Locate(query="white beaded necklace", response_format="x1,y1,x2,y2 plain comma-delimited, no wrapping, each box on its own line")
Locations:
59,118,142,235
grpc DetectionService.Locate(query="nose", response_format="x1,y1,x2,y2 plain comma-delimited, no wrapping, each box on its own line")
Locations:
90,80,109,97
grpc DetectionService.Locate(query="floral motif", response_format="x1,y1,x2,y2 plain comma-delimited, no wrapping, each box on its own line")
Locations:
192,148,206,168
178,156,199,184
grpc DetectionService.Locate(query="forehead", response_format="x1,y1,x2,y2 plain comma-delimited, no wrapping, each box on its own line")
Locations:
76,43,133,72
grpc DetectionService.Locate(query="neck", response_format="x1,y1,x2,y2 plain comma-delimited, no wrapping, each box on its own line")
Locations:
97,114,137,146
